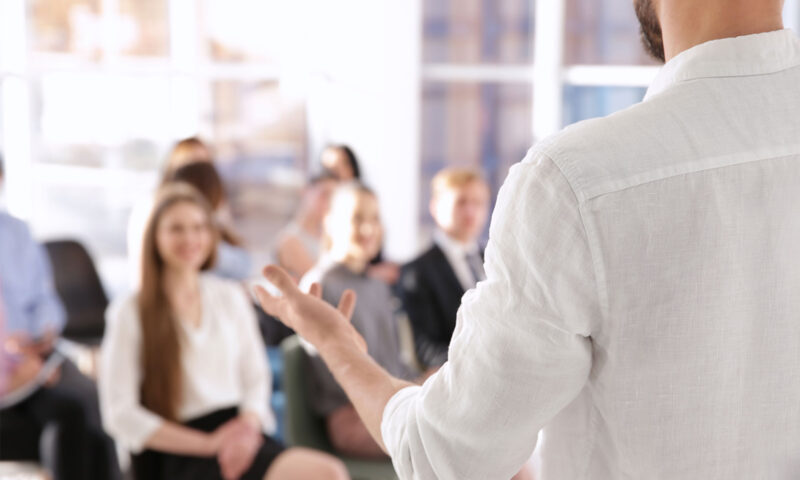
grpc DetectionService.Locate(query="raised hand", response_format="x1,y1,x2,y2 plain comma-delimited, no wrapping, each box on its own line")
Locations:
254,265,366,354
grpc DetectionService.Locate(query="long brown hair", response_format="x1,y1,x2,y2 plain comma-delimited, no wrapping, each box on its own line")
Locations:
138,184,218,420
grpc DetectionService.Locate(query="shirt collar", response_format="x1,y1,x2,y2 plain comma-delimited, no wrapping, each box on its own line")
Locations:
433,229,479,258
645,29,800,101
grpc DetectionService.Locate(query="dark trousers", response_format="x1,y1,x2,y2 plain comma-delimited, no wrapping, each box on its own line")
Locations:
0,359,120,480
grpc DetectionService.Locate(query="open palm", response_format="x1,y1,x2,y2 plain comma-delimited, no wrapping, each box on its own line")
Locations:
255,265,367,354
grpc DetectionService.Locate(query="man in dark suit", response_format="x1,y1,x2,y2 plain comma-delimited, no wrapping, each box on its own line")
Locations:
398,168,490,368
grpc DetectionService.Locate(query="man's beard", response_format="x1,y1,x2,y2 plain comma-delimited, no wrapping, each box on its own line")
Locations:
635,0,665,63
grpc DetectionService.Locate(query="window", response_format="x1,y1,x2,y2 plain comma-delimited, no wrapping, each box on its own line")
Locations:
3,0,309,295
421,0,535,239
421,82,531,230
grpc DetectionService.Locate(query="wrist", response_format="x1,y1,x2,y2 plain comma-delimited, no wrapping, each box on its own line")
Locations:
205,431,222,456
239,412,262,433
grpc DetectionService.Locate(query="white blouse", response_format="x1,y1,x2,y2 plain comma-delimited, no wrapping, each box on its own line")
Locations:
382,30,800,479
99,274,275,453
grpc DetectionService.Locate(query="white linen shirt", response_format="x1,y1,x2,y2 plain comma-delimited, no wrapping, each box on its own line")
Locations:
99,274,275,453
381,29,800,479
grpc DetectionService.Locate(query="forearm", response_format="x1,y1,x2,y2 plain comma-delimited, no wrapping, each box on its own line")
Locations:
144,421,215,456
318,338,413,452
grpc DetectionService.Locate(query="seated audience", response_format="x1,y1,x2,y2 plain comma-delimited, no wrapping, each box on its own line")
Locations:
166,162,253,281
0,156,120,480
300,183,419,459
398,168,490,368
100,184,348,480
275,171,338,280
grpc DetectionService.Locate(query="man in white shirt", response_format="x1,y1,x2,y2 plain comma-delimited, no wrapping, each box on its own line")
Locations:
398,168,490,368
257,0,800,478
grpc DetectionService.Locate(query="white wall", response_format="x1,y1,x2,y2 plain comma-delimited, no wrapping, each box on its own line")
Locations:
786,0,800,31
302,0,423,261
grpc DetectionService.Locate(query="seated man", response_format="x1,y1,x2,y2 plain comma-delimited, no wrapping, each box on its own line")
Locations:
0,156,119,480
398,168,490,368
300,183,420,458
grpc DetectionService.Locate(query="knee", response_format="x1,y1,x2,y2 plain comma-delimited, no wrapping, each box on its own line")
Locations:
320,457,349,480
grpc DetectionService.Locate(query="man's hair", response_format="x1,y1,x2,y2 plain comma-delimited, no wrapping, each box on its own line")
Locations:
431,167,487,199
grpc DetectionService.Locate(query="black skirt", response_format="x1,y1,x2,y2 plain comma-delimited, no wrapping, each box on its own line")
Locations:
131,407,285,480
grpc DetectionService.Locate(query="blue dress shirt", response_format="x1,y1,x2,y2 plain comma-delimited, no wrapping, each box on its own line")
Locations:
0,211,66,338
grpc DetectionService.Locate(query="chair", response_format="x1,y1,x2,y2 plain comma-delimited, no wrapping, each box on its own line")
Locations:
44,240,108,345
280,335,397,480
0,409,42,462
0,239,105,466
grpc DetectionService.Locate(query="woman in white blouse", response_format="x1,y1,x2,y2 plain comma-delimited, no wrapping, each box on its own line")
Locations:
100,184,348,480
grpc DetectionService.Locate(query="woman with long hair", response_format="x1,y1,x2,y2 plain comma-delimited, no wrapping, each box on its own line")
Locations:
100,184,348,480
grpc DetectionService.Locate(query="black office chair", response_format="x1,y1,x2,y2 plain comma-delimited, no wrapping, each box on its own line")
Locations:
44,240,108,345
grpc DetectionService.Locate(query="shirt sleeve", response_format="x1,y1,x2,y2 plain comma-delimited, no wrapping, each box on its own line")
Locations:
233,284,274,433
380,150,601,479
99,298,164,453
23,226,66,337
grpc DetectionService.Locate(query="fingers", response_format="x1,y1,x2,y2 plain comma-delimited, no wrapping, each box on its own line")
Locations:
308,282,322,298
253,286,281,318
337,289,357,320
262,265,300,297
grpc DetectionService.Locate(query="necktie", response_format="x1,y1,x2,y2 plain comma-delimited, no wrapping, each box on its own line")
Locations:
465,251,486,286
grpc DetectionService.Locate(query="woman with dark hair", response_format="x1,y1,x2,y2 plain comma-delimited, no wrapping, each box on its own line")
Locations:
166,162,251,280
162,137,214,180
320,145,360,181
100,184,348,480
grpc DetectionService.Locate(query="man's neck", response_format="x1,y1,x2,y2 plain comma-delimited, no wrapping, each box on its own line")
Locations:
435,229,478,252
660,1,784,61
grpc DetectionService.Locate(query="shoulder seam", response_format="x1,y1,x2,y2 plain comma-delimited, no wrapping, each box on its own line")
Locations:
537,150,608,332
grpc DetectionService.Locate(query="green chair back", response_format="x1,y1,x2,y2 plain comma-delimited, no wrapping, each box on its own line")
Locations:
280,335,398,480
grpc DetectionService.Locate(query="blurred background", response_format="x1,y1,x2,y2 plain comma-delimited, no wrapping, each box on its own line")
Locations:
1,0,799,299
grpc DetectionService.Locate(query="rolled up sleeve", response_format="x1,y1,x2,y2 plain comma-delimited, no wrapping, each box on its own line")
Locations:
380,149,601,479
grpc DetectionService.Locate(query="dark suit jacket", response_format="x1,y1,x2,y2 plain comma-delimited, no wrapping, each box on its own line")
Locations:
398,244,482,368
